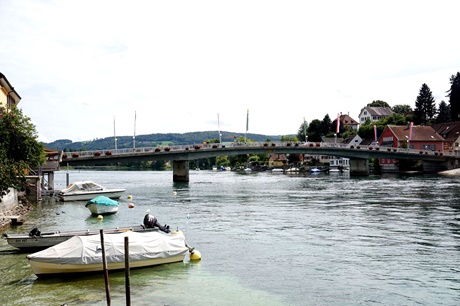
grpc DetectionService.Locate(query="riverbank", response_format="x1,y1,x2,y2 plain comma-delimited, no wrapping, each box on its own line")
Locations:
439,168,460,175
0,196,33,231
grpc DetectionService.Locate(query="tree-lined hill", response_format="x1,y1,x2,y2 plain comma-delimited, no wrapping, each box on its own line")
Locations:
44,131,290,152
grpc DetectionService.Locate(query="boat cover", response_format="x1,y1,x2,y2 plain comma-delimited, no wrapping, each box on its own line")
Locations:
27,231,188,265
60,181,104,193
85,196,119,207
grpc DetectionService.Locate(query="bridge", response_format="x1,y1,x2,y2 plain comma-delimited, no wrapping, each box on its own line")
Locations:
60,142,460,181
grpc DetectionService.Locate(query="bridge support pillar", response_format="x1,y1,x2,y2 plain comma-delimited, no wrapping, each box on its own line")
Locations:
349,158,369,176
423,160,453,172
173,160,189,182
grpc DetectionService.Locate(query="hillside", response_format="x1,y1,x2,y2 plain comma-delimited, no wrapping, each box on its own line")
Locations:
44,131,291,151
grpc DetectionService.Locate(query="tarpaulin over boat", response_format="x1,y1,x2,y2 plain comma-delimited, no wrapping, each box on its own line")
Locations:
85,196,119,207
27,231,188,265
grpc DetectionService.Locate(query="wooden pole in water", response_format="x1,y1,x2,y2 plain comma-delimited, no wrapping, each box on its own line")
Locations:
100,229,111,306
124,236,131,306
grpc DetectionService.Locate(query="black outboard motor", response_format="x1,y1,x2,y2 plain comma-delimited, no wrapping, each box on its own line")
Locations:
143,213,171,233
29,228,41,237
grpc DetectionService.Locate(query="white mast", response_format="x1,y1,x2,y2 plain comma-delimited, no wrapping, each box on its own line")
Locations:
245,109,249,143
133,111,136,150
218,113,222,145
114,116,117,150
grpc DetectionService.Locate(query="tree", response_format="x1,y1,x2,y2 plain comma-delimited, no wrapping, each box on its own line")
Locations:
414,83,436,125
367,100,390,107
392,104,412,115
447,72,460,121
0,106,45,201
306,119,322,142
319,114,332,136
436,100,451,123
296,119,308,142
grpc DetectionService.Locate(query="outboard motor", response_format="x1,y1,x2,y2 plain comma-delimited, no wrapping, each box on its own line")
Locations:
29,228,41,237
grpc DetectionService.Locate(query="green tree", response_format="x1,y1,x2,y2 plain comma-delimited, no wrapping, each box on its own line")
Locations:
392,104,412,115
367,100,390,107
296,119,308,142
0,106,45,201
319,114,332,136
306,119,322,142
436,100,451,123
281,135,298,142
414,83,436,125
216,156,230,167
447,72,460,121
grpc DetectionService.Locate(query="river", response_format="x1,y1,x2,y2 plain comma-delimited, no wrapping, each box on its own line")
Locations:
1,170,459,305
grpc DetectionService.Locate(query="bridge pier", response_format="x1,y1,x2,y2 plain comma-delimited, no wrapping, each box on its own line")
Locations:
423,160,456,172
349,158,369,176
173,160,189,182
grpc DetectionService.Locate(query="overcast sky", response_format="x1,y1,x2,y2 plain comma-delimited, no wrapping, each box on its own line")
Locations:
1,0,460,143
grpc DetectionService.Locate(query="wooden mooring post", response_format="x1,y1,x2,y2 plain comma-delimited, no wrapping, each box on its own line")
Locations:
100,229,111,306
125,236,131,306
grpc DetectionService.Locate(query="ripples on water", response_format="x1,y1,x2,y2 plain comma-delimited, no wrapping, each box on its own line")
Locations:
1,170,459,305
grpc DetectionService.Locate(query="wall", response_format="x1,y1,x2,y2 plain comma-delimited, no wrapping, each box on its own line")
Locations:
0,188,18,214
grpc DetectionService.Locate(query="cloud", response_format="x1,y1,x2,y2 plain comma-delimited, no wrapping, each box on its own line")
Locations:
1,0,460,142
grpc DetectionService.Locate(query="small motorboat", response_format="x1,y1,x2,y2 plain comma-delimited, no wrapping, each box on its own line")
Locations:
27,230,196,276
58,181,126,201
85,196,119,215
310,167,328,174
2,225,157,251
2,225,158,251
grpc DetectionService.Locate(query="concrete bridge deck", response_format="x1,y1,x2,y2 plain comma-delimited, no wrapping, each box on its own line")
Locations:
60,142,460,181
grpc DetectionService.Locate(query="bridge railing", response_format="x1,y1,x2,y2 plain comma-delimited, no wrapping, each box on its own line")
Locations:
61,141,460,159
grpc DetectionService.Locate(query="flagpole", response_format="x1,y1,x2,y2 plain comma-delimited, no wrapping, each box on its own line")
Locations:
303,117,307,142
335,113,340,143
218,113,222,145
374,124,377,144
245,109,249,143
114,116,117,151
133,111,136,150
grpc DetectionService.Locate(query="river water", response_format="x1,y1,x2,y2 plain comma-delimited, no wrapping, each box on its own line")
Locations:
1,170,459,306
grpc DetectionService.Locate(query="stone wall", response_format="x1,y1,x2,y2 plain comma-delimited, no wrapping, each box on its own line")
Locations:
0,188,36,231
0,188,18,213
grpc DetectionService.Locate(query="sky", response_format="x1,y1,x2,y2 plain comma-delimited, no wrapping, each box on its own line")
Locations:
1,0,460,143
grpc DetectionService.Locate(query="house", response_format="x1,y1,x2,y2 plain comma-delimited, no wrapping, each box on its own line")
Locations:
268,154,288,168
343,134,362,148
358,107,393,125
333,113,359,131
431,122,460,152
378,125,445,172
0,72,21,116
35,148,63,196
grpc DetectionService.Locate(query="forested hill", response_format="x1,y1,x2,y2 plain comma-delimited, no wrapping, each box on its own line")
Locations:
44,131,290,152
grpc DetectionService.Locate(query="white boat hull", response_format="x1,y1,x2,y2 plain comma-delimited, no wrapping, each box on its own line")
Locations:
29,254,186,275
86,203,118,215
59,190,125,202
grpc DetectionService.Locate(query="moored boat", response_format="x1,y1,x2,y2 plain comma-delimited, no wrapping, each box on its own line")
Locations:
85,196,119,215
27,230,194,276
58,181,126,201
2,225,157,251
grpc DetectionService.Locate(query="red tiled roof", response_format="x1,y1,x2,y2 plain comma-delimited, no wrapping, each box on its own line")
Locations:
387,125,444,141
431,122,460,141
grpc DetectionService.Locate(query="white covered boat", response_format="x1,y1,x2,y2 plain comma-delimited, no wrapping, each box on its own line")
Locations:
58,181,126,201
3,225,157,251
27,230,191,276
85,196,119,215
